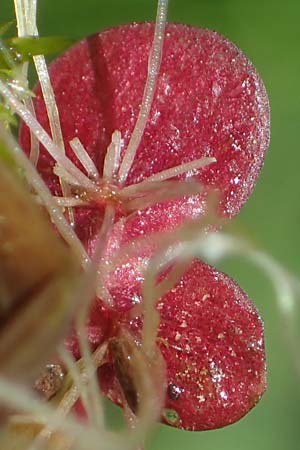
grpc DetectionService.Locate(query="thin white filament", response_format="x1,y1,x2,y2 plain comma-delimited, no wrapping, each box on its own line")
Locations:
0,378,121,450
125,179,203,212
15,0,74,223
53,164,82,187
120,156,215,197
0,378,149,450
0,124,90,268
197,233,296,316
75,205,115,429
54,196,88,207
25,99,40,166
70,137,100,181
180,230,300,378
13,0,40,165
14,0,27,35
0,378,81,442
0,378,58,423
117,0,169,184
14,0,37,36
0,79,97,192
140,210,218,355
33,55,66,157
33,55,75,225
142,156,216,183
141,243,185,356
58,346,94,422
103,130,122,181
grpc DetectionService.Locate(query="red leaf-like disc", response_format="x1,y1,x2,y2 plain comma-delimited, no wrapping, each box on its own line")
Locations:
98,260,266,431
19,24,268,430
20,23,270,247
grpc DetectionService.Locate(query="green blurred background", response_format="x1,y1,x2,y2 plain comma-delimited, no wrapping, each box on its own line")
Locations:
2,0,300,449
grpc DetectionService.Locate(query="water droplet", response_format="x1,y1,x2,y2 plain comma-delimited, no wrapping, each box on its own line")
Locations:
168,383,184,400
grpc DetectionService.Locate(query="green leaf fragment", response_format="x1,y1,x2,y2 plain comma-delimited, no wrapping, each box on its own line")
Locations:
8,36,75,60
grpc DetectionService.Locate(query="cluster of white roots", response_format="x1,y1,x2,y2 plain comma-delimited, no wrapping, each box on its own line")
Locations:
0,0,299,449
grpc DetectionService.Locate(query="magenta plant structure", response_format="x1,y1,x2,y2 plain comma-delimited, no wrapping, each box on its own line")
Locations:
18,19,270,434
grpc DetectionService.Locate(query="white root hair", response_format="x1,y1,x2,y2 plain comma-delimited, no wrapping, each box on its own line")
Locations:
117,0,169,184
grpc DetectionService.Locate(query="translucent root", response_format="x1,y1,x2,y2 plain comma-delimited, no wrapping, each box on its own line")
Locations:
117,0,169,184
125,178,203,212
130,342,166,448
0,375,126,450
191,232,300,377
70,137,100,182
53,164,82,187
33,55,75,226
14,0,74,225
58,347,95,424
5,0,40,165
29,342,108,450
24,97,40,166
54,156,213,215
103,130,122,182
141,245,186,357
76,204,115,309
0,124,90,269
138,199,221,356
120,156,216,197
0,379,66,431
14,0,38,38
53,196,88,208
91,192,218,334
74,206,115,427
57,342,108,418
112,330,166,448
118,372,146,450
0,79,97,192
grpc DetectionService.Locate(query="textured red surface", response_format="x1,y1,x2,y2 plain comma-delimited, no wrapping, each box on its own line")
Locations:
19,23,268,430
20,23,270,246
98,260,266,431
157,260,266,430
